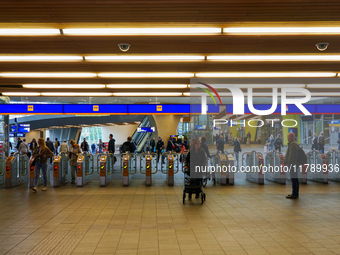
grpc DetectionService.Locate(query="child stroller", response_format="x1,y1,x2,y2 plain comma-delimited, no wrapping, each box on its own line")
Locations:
183,171,206,204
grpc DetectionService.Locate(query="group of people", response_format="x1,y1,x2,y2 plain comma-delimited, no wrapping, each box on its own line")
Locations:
312,132,326,153
266,134,284,152
214,131,252,146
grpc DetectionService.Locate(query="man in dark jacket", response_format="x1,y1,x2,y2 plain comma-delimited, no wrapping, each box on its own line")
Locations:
318,132,325,154
232,137,242,164
216,136,225,153
46,137,55,163
274,134,283,152
108,134,116,154
284,133,300,199
156,137,164,162
121,137,135,153
80,138,89,153
312,133,318,151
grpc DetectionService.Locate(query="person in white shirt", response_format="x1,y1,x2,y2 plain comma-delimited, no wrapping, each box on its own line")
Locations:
60,140,69,154
18,138,29,155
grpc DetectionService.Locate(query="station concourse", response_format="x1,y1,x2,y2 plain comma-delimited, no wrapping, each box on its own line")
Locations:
1,0,340,254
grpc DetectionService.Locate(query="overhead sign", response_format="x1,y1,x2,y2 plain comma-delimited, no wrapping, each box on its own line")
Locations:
149,127,155,132
11,125,17,132
64,104,127,114
18,124,30,133
17,133,25,137
137,127,148,133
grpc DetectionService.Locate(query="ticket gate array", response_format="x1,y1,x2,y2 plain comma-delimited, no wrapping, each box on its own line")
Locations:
121,152,136,186
213,151,235,185
98,153,114,187
327,150,340,182
242,151,264,185
161,152,179,186
77,152,94,187
5,153,29,188
52,152,69,187
306,150,328,184
265,151,286,184
140,152,158,186
0,154,6,185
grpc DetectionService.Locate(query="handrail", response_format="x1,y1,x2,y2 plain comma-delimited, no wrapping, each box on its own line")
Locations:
18,154,29,177
87,153,94,175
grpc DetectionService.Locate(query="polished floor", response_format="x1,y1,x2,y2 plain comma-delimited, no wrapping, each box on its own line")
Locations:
1,171,340,255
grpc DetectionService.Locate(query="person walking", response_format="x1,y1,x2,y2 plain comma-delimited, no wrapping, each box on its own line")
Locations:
150,138,156,152
166,137,174,152
144,137,151,152
98,139,104,153
228,133,233,146
32,138,53,192
69,140,81,184
312,133,318,151
156,137,164,162
267,134,275,152
121,137,135,153
16,138,22,151
91,143,96,154
46,137,54,163
216,135,225,153
81,138,89,153
318,132,325,154
60,140,69,154
232,137,242,166
284,133,300,199
274,134,283,152
29,138,38,153
246,132,251,145
54,138,60,155
108,134,116,154
18,138,29,156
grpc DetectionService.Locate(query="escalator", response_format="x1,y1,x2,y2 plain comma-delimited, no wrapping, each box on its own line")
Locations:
131,116,152,153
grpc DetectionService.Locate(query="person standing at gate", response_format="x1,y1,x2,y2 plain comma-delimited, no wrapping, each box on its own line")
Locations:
108,134,115,154
318,132,325,154
150,137,156,152
246,132,251,145
46,138,54,163
267,134,275,152
81,138,89,153
60,139,69,154
18,138,29,156
69,139,81,184
32,138,53,192
284,133,299,199
29,138,37,155
54,138,60,156
312,133,318,151
216,135,225,153
156,137,164,163
274,134,283,152
232,137,242,166
228,133,233,146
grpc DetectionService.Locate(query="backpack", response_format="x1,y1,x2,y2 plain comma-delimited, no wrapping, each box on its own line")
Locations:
175,144,181,153
297,146,307,166
122,142,130,153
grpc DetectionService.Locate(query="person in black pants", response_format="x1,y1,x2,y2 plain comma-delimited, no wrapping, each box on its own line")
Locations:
156,137,164,163
284,133,300,199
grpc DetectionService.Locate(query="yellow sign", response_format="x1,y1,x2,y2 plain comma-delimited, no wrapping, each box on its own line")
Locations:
93,105,99,111
27,105,34,111
156,105,162,112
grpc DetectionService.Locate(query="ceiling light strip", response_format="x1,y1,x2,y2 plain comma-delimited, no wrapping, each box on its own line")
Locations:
63,28,221,35
41,93,112,96
106,84,188,88
223,27,340,34
85,56,204,61
23,84,106,88
99,73,195,78
207,55,340,61
0,29,60,36
195,72,337,78
0,73,97,78
112,92,182,96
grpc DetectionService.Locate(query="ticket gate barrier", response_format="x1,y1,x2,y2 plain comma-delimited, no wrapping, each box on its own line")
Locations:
52,152,69,187
140,152,158,186
76,152,94,187
225,152,236,185
265,151,286,184
327,150,340,182
306,150,328,184
0,154,6,185
160,152,179,186
242,151,264,184
121,152,136,186
98,153,114,187
5,153,29,188
213,151,235,185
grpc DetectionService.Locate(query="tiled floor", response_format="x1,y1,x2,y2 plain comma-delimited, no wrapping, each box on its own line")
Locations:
1,171,340,255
